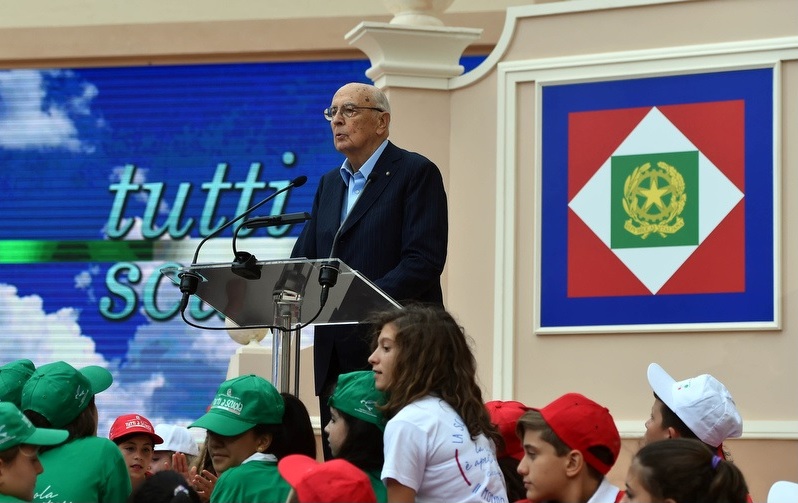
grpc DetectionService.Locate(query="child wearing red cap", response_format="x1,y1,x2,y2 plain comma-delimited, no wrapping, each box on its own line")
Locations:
278,454,377,503
109,413,164,492
515,393,623,503
486,400,529,502
368,306,508,503
20,361,131,502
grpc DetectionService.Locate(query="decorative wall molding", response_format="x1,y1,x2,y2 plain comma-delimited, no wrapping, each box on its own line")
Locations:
616,420,798,440
309,415,798,440
451,0,696,89
491,36,798,398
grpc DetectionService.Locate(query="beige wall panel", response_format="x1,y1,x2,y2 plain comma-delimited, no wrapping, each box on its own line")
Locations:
0,5,517,66
383,87,455,303
445,73,501,394
444,1,798,499
0,0,532,28
724,438,798,502
477,2,798,425
383,88,452,183
511,80,537,398
501,0,798,62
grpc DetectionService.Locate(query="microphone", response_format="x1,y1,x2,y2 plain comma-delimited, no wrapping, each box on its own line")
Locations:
178,175,308,312
230,212,313,280
318,172,378,307
241,211,312,229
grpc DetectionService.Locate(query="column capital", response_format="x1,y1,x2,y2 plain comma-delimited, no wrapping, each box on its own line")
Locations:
346,21,482,90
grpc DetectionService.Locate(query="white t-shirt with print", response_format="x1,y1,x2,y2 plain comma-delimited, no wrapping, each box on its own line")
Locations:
381,395,509,503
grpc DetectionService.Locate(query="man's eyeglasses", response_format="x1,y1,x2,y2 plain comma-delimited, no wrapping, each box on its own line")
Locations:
323,104,384,121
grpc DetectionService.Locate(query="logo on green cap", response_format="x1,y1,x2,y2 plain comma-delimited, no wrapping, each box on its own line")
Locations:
212,388,245,416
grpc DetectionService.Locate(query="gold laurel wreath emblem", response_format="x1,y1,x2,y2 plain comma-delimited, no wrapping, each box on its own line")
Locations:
622,161,687,239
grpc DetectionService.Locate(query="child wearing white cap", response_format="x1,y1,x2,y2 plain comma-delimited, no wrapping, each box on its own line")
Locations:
150,424,199,474
643,362,743,460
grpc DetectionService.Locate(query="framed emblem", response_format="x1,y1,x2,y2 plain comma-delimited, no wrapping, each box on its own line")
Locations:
537,67,777,333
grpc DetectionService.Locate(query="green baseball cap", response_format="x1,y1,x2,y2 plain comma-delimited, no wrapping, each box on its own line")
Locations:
21,361,113,428
190,375,284,436
0,359,35,407
328,371,386,431
0,401,69,451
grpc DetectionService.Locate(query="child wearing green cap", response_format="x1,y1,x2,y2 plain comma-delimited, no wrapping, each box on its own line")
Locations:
188,375,315,503
20,361,132,503
0,360,35,407
325,371,387,503
0,402,68,503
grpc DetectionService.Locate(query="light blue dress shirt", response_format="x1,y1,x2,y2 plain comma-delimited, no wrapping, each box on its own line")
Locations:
338,139,389,224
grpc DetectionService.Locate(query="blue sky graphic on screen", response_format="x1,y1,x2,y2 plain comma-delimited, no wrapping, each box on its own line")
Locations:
0,59,422,432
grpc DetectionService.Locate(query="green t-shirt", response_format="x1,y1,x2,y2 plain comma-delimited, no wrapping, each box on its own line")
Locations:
210,459,291,503
367,468,388,503
33,436,132,503
0,494,29,502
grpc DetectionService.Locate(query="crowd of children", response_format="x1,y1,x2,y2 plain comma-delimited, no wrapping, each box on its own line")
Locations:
0,304,757,503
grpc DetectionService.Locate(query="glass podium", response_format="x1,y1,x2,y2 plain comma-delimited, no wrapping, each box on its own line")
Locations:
161,258,401,394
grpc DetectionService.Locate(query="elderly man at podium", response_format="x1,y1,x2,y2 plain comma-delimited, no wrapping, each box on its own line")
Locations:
292,82,448,459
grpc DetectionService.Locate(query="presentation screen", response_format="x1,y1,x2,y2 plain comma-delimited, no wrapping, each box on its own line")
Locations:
1,59,383,432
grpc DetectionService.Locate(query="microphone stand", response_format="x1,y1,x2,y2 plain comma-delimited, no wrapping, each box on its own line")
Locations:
178,175,307,313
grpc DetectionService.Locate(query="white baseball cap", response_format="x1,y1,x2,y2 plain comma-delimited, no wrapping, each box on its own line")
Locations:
154,424,199,456
647,363,743,448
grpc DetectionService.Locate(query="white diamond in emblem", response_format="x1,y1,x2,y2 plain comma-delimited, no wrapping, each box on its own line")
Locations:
568,107,743,294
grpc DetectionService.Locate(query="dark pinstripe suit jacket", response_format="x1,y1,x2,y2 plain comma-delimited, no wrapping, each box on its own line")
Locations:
291,140,448,393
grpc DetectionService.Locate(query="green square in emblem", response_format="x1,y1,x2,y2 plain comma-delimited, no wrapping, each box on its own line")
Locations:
610,151,699,249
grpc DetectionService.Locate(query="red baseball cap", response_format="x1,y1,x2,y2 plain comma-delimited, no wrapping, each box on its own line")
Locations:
486,400,529,461
534,393,620,475
278,454,376,503
109,414,164,445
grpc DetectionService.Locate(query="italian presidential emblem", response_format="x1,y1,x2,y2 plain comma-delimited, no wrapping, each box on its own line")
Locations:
621,160,687,239
541,68,774,330
568,106,742,295
612,150,698,248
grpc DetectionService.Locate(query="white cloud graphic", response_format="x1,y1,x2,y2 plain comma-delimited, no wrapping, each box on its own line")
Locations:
0,69,99,152
0,283,240,435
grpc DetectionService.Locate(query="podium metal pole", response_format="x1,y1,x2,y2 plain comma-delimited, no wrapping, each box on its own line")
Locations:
272,290,302,395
